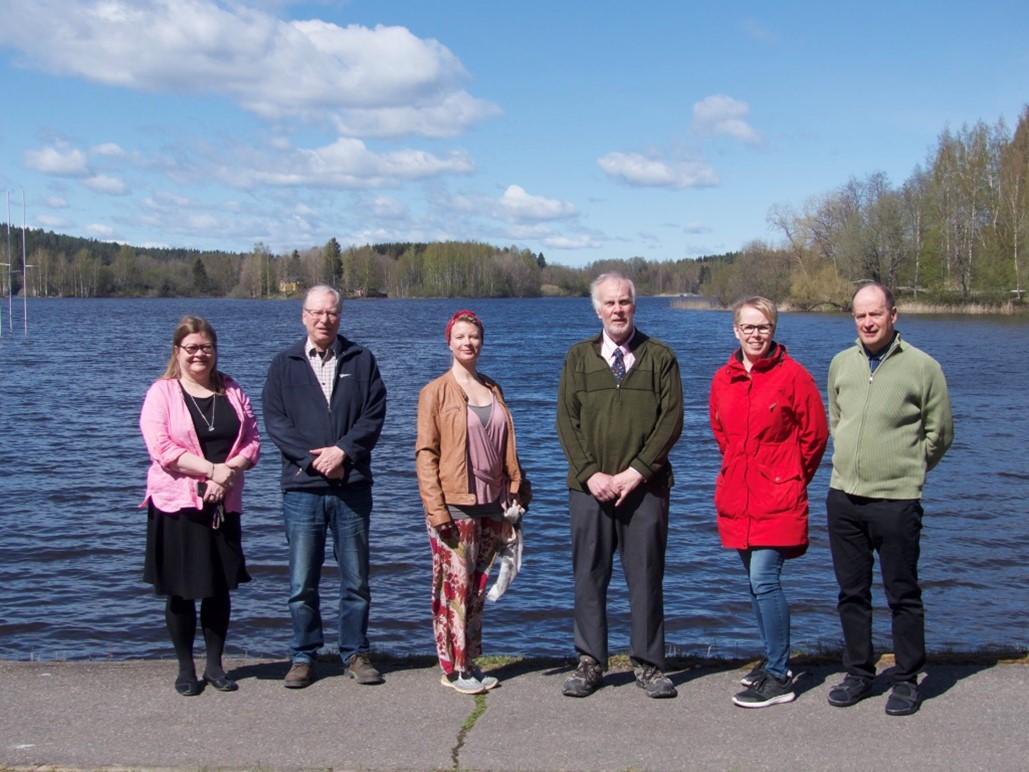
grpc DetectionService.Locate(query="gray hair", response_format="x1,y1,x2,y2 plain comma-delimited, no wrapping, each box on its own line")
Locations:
590,272,636,313
304,284,342,312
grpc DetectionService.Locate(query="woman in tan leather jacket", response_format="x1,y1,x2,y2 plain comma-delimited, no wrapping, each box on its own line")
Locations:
415,309,530,695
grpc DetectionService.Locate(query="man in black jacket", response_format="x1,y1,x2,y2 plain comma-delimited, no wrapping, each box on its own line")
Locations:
263,285,387,689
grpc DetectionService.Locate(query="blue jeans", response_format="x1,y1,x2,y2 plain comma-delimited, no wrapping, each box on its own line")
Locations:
283,485,372,664
739,548,790,680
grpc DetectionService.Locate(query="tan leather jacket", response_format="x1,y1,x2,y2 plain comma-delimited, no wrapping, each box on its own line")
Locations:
415,371,531,527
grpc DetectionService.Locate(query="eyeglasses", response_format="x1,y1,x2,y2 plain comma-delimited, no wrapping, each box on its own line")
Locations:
304,308,340,320
178,344,215,355
737,324,773,335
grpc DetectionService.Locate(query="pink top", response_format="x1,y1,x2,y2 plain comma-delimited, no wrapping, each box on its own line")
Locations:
466,400,509,505
139,376,260,514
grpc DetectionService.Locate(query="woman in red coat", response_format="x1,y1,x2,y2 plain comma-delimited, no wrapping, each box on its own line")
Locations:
709,296,828,709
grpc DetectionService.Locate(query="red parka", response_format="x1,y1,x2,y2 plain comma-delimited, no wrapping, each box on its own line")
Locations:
709,344,828,553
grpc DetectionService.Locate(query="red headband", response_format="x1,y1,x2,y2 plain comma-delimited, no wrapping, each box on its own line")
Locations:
444,309,484,342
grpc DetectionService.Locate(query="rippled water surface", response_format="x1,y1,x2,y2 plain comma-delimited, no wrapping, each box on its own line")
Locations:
0,297,1025,661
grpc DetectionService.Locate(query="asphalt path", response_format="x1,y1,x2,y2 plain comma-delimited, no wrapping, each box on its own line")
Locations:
1,658,1023,770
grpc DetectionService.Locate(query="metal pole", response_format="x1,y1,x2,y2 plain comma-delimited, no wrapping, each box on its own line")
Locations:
6,191,12,332
20,188,27,334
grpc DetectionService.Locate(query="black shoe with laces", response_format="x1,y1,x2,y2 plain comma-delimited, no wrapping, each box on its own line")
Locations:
634,664,677,699
562,655,603,697
733,672,796,708
740,659,794,687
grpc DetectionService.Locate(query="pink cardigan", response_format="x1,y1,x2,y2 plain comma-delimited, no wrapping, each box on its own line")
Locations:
140,376,260,514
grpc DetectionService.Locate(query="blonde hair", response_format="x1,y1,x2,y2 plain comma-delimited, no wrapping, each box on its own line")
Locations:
159,315,225,393
732,296,778,329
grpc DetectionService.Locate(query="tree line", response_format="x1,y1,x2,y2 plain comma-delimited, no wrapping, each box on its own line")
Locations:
3,106,1026,308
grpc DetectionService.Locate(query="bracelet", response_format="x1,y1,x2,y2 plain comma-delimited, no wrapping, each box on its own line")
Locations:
208,463,216,480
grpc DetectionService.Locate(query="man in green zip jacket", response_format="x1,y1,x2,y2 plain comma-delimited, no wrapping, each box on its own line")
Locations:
825,282,953,716
556,272,684,700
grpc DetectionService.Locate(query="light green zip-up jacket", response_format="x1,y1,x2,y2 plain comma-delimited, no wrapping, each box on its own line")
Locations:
827,333,953,499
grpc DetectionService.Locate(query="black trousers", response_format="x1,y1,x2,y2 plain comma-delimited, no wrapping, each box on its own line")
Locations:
569,488,668,669
826,488,925,683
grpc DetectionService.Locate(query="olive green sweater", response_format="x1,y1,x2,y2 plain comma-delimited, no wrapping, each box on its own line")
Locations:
556,330,683,491
827,333,953,499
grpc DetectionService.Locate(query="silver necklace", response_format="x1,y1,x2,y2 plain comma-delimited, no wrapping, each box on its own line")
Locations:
184,387,217,432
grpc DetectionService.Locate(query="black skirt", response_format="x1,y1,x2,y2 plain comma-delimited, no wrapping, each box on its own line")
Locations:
143,503,251,599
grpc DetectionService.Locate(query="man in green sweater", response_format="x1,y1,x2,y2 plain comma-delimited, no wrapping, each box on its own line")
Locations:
825,282,953,716
556,273,683,699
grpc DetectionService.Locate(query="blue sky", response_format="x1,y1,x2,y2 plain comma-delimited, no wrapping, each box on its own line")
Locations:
1,0,1026,266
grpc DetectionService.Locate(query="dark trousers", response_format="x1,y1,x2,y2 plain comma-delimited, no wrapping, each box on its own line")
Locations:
826,488,925,683
569,488,668,669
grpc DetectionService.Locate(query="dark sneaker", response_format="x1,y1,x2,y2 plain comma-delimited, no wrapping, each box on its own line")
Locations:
885,681,920,716
283,661,314,689
740,659,794,687
732,672,796,708
634,664,677,699
345,653,384,685
827,675,873,707
562,655,603,698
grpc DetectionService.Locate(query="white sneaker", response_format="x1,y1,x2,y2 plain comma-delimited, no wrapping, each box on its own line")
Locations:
440,671,485,694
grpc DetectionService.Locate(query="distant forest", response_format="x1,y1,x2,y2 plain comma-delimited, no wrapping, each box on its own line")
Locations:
3,107,1027,308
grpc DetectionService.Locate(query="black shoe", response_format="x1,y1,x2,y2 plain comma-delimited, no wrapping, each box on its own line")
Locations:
203,671,239,692
174,675,203,697
634,664,677,699
562,655,603,697
740,660,794,687
733,672,796,708
885,681,920,716
827,675,872,707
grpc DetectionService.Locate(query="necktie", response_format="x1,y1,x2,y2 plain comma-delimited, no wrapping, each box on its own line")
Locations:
611,347,626,384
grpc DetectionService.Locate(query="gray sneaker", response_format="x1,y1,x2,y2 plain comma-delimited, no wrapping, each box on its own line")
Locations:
469,666,500,691
441,671,486,695
345,653,384,685
562,655,603,697
634,664,677,699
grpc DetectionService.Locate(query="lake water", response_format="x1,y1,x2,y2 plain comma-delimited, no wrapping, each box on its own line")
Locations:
0,297,1026,662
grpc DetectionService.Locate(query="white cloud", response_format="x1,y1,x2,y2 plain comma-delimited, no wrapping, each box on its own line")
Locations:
86,223,114,237
684,222,711,234
1,0,497,138
24,143,89,176
370,195,408,219
224,138,473,189
45,196,68,208
498,185,576,221
597,152,718,188
37,214,69,227
84,174,129,194
741,18,776,43
91,142,126,157
692,95,762,144
544,234,602,250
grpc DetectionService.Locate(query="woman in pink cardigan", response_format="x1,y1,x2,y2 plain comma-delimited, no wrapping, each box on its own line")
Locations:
140,316,260,696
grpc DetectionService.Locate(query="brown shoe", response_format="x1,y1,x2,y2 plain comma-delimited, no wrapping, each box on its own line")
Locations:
284,661,314,689
345,653,384,685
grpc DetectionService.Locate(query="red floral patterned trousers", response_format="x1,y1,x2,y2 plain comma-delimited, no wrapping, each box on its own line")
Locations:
428,517,506,674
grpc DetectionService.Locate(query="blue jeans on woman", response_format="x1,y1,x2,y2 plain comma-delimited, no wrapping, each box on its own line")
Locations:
283,484,372,665
739,548,790,680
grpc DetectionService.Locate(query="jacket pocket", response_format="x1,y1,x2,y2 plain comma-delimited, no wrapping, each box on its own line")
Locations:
754,464,804,517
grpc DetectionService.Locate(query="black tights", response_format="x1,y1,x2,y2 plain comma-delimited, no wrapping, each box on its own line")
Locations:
165,592,231,680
